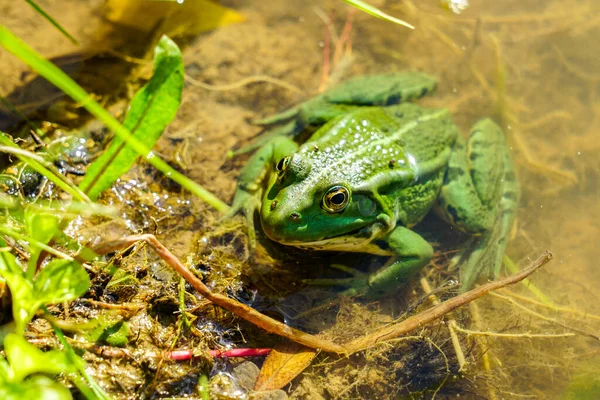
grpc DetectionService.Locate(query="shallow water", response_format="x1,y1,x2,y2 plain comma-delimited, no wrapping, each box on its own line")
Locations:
2,0,600,398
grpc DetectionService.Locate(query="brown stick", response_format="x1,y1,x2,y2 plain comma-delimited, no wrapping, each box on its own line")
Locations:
344,251,553,353
93,234,347,354
93,236,552,355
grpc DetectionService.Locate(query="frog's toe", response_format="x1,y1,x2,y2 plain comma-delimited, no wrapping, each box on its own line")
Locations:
222,195,260,249
457,234,504,291
302,277,370,297
302,266,371,296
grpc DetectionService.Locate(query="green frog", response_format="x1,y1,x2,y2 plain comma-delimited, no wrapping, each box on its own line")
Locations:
228,72,518,297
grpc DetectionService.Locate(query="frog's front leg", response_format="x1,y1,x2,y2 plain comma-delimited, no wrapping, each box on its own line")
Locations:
436,119,519,290
364,226,433,297
226,136,299,247
310,226,433,298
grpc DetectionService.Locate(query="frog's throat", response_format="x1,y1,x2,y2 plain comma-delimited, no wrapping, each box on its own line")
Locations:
280,223,393,256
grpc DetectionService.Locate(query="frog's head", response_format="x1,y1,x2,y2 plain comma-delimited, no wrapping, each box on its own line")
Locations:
259,153,382,247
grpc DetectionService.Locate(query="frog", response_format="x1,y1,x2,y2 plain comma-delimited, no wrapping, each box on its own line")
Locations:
228,72,519,297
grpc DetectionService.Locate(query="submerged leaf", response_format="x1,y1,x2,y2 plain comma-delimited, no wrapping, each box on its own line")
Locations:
82,314,130,347
79,35,184,200
254,342,317,391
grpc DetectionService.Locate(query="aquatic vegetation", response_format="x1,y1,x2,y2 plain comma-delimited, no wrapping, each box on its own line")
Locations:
80,36,184,200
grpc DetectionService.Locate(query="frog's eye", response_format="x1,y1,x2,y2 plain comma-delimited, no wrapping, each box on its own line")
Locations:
322,186,350,213
276,156,290,174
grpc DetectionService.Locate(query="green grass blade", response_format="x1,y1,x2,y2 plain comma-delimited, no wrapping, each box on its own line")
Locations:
0,224,74,261
0,25,230,213
342,0,415,29
80,36,184,200
24,0,79,45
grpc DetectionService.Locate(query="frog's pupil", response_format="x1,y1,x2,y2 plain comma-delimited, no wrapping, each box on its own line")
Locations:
276,158,286,172
331,192,345,205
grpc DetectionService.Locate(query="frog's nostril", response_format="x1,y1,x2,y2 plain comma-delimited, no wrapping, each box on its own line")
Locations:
290,212,301,220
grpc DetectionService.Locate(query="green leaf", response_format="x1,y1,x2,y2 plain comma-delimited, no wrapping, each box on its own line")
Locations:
0,252,38,333
4,333,73,382
49,320,110,400
79,35,184,200
25,211,59,247
33,259,90,305
25,209,60,279
342,0,414,29
0,375,73,400
0,357,13,382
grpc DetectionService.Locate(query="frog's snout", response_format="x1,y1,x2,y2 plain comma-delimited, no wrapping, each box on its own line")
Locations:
267,199,302,222
260,197,306,243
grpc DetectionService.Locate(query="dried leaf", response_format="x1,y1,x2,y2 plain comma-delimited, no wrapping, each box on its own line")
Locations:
105,0,245,37
254,342,317,391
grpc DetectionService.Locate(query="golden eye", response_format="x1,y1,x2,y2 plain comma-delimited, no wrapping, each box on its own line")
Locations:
322,186,350,213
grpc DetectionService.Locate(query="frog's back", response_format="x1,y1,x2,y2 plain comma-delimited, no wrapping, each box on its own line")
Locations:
296,103,459,226
300,104,456,183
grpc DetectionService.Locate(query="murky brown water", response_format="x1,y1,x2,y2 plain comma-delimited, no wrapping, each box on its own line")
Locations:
1,0,599,398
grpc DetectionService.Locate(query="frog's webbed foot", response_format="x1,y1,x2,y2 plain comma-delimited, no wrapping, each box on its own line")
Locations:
452,226,505,291
221,190,261,249
302,264,371,297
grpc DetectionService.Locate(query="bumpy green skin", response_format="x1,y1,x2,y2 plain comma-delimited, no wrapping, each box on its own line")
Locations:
230,72,518,296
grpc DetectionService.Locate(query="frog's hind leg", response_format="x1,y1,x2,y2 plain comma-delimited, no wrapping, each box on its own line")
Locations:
324,72,438,105
435,119,519,290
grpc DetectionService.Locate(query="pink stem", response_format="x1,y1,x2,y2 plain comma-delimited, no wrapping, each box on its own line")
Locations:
209,348,271,358
167,348,272,361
